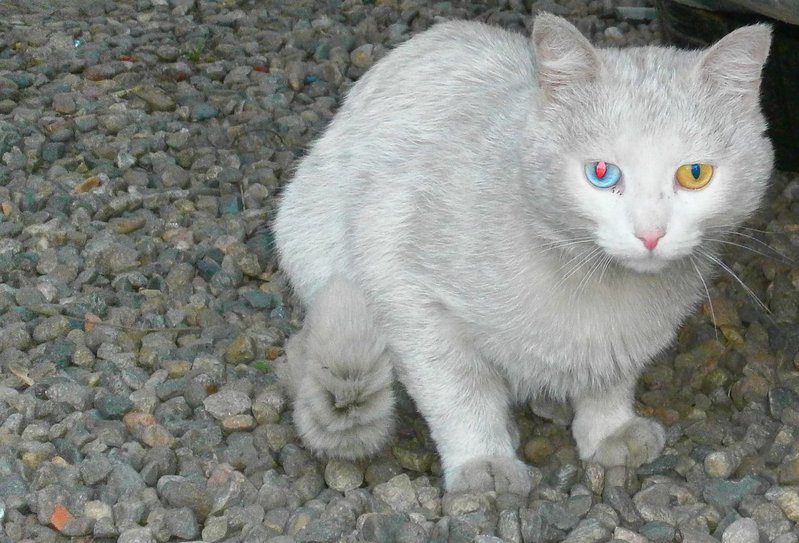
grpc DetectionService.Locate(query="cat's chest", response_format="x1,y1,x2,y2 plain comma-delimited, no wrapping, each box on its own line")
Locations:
476,276,697,397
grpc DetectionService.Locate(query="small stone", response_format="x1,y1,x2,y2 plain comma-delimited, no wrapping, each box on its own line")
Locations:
141,424,176,448
80,454,113,485
765,486,799,522
604,26,624,40
392,444,435,473
603,486,643,528
118,526,156,543
190,102,219,121
202,516,228,542
52,93,77,114
161,164,191,188
721,517,760,543
730,374,770,410
33,315,72,342
583,463,605,495
639,521,677,543
96,394,133,419
704,450,739,479
41,142,66,161
779,452,799,484
84,500,113,521
94,516,118,538
159,478,212,520
702,476,767,511
221,414,256,432
350,44,374,69
524,437,555,465
203,389,251,419
164,507,199,539
373,474,418,513
324,459,364,492
134,86,176,112
365,459,404,486
612,526,650,543
562,518,610,543
45,381,91,410
225,334,255,364
519,504,566,543
586,504,618,531
498,510,522,543
123,411,157,437
442,492,491,517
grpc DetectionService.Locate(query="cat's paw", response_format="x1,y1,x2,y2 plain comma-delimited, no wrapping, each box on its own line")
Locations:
588,416,666,468
448,456,532,496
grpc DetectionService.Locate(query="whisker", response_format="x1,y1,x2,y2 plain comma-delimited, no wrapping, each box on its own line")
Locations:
575,253,612,301
574,252,604,300
698,249,772,319
710,224,777,236
702,237,796,267
596,254,613,286
553,247,602,292
530,238,595,258
690,256,719,342
555,245,597,275
713,231,798,266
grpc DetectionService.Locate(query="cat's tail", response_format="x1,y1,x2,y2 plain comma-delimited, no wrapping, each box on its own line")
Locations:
279,275,395,459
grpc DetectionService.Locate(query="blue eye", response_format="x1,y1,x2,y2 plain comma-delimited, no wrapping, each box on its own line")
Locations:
585,160,621,189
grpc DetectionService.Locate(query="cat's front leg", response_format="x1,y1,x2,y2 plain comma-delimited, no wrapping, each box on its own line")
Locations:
571,378,665,467
393,331,532,495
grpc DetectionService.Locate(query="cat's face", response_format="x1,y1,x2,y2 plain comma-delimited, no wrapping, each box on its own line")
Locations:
526,15,773,274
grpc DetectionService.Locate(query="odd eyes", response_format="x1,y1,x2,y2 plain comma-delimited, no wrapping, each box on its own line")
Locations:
675,163,713,190
585,160,621,188
584,161,714,191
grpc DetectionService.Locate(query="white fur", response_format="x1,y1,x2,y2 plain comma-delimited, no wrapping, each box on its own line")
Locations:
278,276,395,458
274,14,773,492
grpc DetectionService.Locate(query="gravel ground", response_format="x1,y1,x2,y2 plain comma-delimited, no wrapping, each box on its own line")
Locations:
0,0,798,542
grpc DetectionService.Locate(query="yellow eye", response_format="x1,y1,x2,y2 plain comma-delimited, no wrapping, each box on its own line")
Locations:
676,163,713,190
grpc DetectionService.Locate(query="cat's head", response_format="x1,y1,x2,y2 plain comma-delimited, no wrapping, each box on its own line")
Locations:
524,14,773,274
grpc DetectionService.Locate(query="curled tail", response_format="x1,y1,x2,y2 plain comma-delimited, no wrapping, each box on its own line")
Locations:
279,276,395,459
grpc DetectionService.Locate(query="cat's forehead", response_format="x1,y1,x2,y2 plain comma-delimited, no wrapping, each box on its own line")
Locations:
598,47,701,85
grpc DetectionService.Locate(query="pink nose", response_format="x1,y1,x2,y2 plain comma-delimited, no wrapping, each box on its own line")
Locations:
637,230,665,251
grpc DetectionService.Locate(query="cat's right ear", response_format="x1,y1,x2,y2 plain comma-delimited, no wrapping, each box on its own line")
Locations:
532,13,601,98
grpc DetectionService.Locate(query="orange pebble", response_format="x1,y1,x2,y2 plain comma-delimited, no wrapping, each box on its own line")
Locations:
51,504,73,531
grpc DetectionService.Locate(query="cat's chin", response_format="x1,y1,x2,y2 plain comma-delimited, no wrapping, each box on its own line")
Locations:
619,257,674,275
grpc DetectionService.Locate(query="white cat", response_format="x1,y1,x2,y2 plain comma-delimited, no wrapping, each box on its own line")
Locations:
273,14,773,494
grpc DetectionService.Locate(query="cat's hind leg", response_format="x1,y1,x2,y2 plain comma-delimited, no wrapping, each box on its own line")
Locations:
571,379,666,468
279,276,395,459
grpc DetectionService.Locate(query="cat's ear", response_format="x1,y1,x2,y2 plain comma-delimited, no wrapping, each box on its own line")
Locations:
698,23,772,97
532,13,601,97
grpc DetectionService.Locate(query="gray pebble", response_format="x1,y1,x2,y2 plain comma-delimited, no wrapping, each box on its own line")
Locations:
118,526,156,543
203,389,252,419
324,459,364,492
373,474,419,513
164,506,199,539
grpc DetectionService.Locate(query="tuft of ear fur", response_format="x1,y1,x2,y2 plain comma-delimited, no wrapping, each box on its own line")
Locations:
532,13,601,97
699,23,772,97
278,276,395,460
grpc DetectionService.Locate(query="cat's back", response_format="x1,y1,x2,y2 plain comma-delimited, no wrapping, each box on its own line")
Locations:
338,20,534,119
275,21,536,302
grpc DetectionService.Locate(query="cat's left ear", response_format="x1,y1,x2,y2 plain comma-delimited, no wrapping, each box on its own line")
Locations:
532,13,601,98
698,23,772,98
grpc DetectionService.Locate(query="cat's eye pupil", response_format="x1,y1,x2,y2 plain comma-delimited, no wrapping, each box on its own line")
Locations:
596,161,607,179
691,163,700,179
